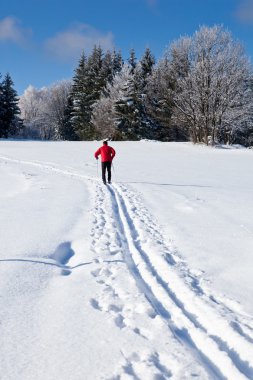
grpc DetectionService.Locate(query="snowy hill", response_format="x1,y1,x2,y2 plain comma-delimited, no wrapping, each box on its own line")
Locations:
0,140,253,380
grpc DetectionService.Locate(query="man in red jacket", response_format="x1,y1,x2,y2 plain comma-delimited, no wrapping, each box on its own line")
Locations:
94,141,116,184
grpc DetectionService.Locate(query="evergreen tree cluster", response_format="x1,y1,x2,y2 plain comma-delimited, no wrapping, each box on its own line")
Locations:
18,25,253,146
62,46,123,140
58,45,158,141
0,73,22,138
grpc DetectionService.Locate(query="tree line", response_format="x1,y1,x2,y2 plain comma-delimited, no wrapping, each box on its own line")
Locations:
3,25,253,146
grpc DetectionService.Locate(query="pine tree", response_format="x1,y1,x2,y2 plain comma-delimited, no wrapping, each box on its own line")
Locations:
0,73,22,138
88,45,104,100
59,95,78,140
140,48,155,80
114,65,144,140
101,50,114,85
114,86,139,140
70,52,94,140
100,49,123,86
112,49,123,75
125,48,156,139
128,49,137,74
133,47,156,95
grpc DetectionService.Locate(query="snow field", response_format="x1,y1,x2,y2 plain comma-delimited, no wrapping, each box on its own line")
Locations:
1,141,253,379
0,153,207,379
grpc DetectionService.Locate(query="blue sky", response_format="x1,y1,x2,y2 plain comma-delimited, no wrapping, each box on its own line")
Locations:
1,0,253,95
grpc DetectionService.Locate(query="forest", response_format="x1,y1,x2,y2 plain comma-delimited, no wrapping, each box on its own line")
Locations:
1,25,253,146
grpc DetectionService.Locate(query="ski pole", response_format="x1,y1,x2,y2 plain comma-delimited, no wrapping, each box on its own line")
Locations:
112,161,117,183
96,159,99,178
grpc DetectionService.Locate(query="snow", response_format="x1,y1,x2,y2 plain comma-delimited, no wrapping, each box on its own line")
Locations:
0,140,253,380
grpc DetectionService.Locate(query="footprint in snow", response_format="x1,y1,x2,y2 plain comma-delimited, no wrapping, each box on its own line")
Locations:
114,314,126,329
90,298,102,311
108,304,123,313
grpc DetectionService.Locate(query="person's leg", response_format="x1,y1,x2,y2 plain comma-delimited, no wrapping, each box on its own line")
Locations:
107,162,112,183
101,162,106,183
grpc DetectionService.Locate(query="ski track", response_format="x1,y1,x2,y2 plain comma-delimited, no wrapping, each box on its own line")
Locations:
108,184,253,380
1,154,253,379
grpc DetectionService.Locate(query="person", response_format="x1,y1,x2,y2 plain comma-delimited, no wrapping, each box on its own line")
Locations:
94,141,116,184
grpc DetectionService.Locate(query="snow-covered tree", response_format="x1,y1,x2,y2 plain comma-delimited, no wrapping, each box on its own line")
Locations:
114,65,144,140
19,85,41,124
144,59,184,141
91,64,133,140
46,80,72,140
92,64,157,140
0,73,22,138
19,81,71,140
168,25,253,145
19,85,48,138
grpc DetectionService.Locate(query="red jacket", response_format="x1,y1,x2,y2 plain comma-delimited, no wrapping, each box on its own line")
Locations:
95,145,116,162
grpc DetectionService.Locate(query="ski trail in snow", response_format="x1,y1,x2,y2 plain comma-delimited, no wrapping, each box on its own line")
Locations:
88,184,211,379
0,155,97,182
106,183,253,380
2,154,253,378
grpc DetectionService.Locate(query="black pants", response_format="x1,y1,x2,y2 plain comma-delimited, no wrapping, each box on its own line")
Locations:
102,161,112,183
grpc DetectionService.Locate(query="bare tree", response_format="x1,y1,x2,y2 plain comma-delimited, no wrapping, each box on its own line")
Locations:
19,81,71,140
45,80,72,140
19,85,45,138
168,25,253,145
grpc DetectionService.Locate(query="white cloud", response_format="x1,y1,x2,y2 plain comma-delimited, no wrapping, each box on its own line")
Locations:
0,17,31,45
44,23,115,62
236,0,253,24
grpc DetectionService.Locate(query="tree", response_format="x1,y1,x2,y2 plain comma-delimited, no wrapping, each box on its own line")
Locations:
19,85,47,139
168,25,253,145
92,58,159,141
19,81,72,140
114,64,146,140
92,65,133,140
0,73,22,138
70,52,92,139
101,50,114,85
112,49,123,75
145,59,185,141
59,95,78,140
46,80,72,140
128,48,137,74
105,65,157,139
101,49,123,86
138,47,155,88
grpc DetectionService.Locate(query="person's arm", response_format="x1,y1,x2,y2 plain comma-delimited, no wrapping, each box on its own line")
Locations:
94,148,101,159
111,147,116,159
